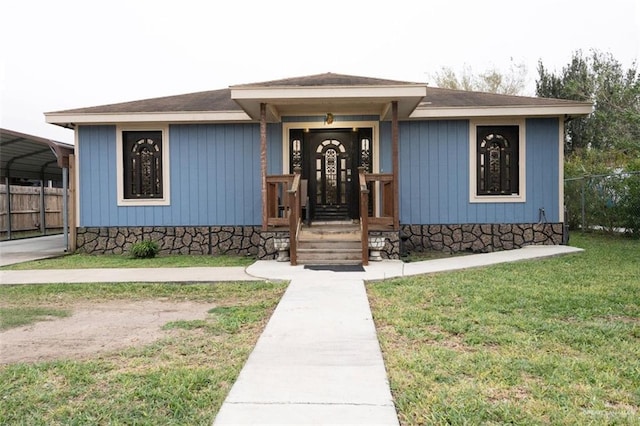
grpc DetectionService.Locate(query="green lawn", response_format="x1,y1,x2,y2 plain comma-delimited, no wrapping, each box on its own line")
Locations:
368,233,640,425
1,252,255,270
0,282,286,425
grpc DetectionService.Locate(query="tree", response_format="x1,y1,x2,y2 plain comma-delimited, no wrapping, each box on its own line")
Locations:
536,50,640,158
431,61,527,95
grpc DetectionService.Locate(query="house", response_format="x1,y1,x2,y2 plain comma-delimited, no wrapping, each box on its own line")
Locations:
44,73,593,265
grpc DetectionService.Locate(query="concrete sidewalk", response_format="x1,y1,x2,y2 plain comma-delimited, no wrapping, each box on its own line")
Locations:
0,234,66,267
246,244,584,282
212,277,399,425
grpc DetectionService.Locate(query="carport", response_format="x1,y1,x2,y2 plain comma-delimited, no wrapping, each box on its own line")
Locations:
0,128,73,248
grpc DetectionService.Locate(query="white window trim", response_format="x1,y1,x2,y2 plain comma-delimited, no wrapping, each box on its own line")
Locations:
116,124,170,206
469,118,526,203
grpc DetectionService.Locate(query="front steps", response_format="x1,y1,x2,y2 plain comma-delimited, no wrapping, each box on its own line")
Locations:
296,223,362,265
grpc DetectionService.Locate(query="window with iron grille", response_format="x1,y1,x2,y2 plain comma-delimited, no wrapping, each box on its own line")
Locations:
476,125,519,196
123,131,163,199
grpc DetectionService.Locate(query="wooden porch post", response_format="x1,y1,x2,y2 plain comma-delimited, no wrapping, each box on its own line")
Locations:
260,103,268,231
392,100,400,230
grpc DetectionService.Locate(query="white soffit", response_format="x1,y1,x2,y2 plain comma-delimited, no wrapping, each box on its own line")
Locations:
230,85,428,120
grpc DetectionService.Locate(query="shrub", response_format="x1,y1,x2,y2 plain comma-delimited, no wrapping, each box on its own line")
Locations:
130,240,160,259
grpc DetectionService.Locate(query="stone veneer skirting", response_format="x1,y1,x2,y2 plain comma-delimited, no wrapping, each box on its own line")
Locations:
76,226,280,259
400,223,565,255
76,223,564,259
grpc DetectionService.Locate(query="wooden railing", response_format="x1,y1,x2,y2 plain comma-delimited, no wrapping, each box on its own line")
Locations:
265,170,302,265
287,171,302,265
359,168,369,266
360,170,397,229
266,175,294,228
359,167,398,265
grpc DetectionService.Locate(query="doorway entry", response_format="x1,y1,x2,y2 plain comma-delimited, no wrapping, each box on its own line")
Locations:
289,128,372,221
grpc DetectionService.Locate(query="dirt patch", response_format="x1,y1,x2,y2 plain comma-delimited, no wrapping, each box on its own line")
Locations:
0,300,212,364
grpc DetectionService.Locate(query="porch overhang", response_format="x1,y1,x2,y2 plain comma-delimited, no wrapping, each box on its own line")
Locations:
230,85,428,122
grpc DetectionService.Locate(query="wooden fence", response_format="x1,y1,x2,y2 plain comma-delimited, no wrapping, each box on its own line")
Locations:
0,184,67,236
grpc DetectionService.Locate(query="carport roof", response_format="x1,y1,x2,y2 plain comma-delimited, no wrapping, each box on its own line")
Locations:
0,128,74,181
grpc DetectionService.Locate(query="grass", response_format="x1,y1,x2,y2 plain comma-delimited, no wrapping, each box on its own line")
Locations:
1,252,256,270
0,307,71,330
368,233,640,425
0,281,286,425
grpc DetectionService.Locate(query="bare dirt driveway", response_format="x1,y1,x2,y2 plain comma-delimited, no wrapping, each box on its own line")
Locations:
0,300,211,364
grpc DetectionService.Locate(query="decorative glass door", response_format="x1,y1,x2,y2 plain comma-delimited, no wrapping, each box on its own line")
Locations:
315,139,348,206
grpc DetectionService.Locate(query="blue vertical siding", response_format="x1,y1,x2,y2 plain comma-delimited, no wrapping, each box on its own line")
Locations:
78,116,559,228
398,118,560,224
78,126,117,227
525,118,560,222
78,123,272,227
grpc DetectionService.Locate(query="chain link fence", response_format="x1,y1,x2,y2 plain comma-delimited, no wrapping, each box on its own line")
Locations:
564,171,640,237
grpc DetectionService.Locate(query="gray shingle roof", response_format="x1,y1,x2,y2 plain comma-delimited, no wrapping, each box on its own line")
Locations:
232,72,423,87
423,86,587,108
54,88,238,114
47,72,591,115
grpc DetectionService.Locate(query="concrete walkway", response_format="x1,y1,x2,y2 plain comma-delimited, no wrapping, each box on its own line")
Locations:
0,243,583,425
213,277,399,425
0,234,66,267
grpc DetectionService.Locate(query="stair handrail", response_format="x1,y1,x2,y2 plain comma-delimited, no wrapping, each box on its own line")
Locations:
287,167,302,265
359,167,369,266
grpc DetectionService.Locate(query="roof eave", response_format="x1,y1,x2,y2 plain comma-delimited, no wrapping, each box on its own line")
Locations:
44,110,253,126
410,104,594,119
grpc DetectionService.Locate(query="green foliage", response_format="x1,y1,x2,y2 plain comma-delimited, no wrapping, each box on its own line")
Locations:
431,61,528,95
129,240,160,259
537,50,640,156
564,155,640,236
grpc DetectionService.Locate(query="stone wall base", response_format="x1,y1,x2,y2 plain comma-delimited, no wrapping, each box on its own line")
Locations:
76,223,564,259
76,226,279,258
400,223,565,255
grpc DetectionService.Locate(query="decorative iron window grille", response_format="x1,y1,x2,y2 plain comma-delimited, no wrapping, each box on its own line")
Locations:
123,131,163,199
477,126,519,195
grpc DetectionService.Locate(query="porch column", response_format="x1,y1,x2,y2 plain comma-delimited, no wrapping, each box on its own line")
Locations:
392,100,399,230
260,102,268,231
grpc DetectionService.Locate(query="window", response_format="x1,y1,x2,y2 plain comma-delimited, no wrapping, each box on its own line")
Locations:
123,131,163,199
470,120,525,203
116,126,170,206
477,126,518,195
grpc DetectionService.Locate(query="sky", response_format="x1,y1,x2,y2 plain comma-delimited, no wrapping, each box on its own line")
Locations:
1,0,638,145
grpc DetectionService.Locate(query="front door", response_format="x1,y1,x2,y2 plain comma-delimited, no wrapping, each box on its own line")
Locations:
309,130,354,220
289,128,373,221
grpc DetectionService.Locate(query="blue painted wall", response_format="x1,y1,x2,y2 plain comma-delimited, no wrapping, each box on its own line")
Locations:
398,118,560,224
78,117,559,227
78,123,282,226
